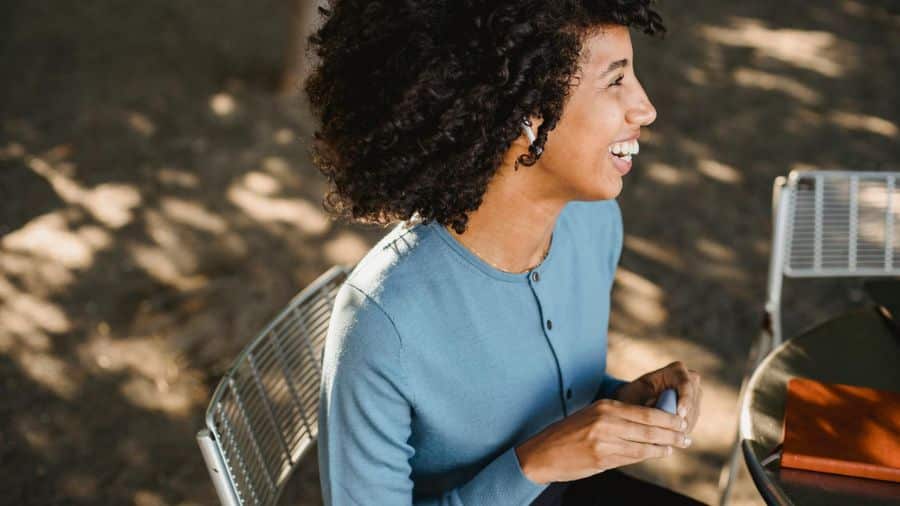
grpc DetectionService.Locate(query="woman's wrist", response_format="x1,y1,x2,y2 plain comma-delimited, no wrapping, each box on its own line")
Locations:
515,440,549,485
610,382,627,401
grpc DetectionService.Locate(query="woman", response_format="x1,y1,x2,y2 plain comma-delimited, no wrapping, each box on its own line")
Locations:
305,1,704,504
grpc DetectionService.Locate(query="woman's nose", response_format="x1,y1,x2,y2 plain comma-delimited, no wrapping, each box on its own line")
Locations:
627,88,657,127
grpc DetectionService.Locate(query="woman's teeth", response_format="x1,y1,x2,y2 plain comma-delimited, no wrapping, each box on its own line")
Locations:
609,139,639,161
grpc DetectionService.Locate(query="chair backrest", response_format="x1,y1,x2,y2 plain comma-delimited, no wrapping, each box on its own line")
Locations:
197,265,351,506
766,170,900,345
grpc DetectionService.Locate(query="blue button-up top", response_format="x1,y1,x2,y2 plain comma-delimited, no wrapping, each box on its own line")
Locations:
319,199,627,505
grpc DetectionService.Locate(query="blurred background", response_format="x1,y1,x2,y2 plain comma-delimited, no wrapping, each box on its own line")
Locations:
1,0,898,504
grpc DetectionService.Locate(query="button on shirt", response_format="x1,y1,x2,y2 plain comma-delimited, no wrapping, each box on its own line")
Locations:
318,199,628,505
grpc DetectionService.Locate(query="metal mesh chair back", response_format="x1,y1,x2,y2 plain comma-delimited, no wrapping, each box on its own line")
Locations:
199,265,350,506
783,171,899,277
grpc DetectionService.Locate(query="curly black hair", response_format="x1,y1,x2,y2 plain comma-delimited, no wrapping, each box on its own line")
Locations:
304,0,665,233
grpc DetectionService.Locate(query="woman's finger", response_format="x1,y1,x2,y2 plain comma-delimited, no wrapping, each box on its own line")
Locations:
609,439,672,461
595,399,686,432
613,417,689,448
663,362,694,419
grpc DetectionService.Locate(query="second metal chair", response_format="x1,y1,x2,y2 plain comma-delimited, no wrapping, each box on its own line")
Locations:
718,170,900,504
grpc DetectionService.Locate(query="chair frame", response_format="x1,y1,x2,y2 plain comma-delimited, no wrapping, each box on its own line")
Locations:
718,170,899,505
197,265,351,506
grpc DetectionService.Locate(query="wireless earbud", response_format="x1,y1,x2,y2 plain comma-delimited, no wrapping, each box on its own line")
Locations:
521,117,543,157
655,388,678,415
521,119,536,144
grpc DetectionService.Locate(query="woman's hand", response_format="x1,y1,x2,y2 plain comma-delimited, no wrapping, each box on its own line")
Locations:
515,399,690,484
613,361,703,434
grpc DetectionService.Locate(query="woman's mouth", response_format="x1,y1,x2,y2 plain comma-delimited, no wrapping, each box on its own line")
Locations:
608,139,639,176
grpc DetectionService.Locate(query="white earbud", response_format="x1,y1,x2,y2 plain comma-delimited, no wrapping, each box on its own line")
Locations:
521,118,536,144
521,118,543,157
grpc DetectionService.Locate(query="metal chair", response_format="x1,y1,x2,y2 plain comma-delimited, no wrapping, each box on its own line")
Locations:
718,170,900,505
197,265,351,506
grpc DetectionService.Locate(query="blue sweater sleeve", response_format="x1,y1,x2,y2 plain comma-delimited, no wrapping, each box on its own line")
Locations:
319,283,547,506
595,374,628,401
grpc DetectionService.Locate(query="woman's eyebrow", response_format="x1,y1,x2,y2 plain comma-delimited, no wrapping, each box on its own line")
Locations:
598,59,629,78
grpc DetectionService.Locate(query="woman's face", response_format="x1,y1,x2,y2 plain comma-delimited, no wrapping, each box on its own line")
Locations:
535,25,657,201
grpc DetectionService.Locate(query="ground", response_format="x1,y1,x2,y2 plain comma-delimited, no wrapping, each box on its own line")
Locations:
1,1,898,504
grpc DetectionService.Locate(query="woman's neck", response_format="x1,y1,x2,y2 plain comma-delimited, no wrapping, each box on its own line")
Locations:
445,164,565,273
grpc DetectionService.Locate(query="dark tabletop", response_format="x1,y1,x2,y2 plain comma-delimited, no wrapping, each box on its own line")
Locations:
865,279,900,335
740,307,900,506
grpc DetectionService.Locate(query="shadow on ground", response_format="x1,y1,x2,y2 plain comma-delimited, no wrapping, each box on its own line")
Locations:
1,0,898,504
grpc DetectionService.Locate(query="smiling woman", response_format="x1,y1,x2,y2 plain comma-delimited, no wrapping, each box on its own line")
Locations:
305,0,663,234
305,2,705,505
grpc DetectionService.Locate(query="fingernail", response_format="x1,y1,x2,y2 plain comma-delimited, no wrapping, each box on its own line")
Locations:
685,437,692,447
678,406,688,418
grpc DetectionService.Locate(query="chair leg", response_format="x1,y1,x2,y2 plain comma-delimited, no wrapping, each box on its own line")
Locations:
718,431,743,506
717,322,774,505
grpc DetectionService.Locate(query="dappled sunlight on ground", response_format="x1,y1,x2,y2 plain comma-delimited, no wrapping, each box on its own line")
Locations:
210,92,238,117
78,335,206,417
697,159,743,184
614,268,668,330
160,197,229,234
28,156,143,229
323,231,371,266
828,111,898,138
156,168,200,189
731,68,822,105
644,161,695,186
16,349,82,400
227,174,331,235
624,234,686,270
696,237,737,263
2,0,898,504
701,18,854,77
3,211,113,272
0,3,389,499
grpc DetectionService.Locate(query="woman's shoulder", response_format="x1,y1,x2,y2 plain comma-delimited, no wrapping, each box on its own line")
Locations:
340,220,447,314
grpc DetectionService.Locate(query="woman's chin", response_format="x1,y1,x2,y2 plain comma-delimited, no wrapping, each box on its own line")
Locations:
582,171,623,201
597,164,625,199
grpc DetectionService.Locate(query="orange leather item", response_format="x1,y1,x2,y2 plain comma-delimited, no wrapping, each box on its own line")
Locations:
781,377,900,482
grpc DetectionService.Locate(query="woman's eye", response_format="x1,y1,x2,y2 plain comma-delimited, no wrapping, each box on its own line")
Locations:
609,75,625,88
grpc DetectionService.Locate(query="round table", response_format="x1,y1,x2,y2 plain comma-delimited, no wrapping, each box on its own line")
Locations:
740,307,900,505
